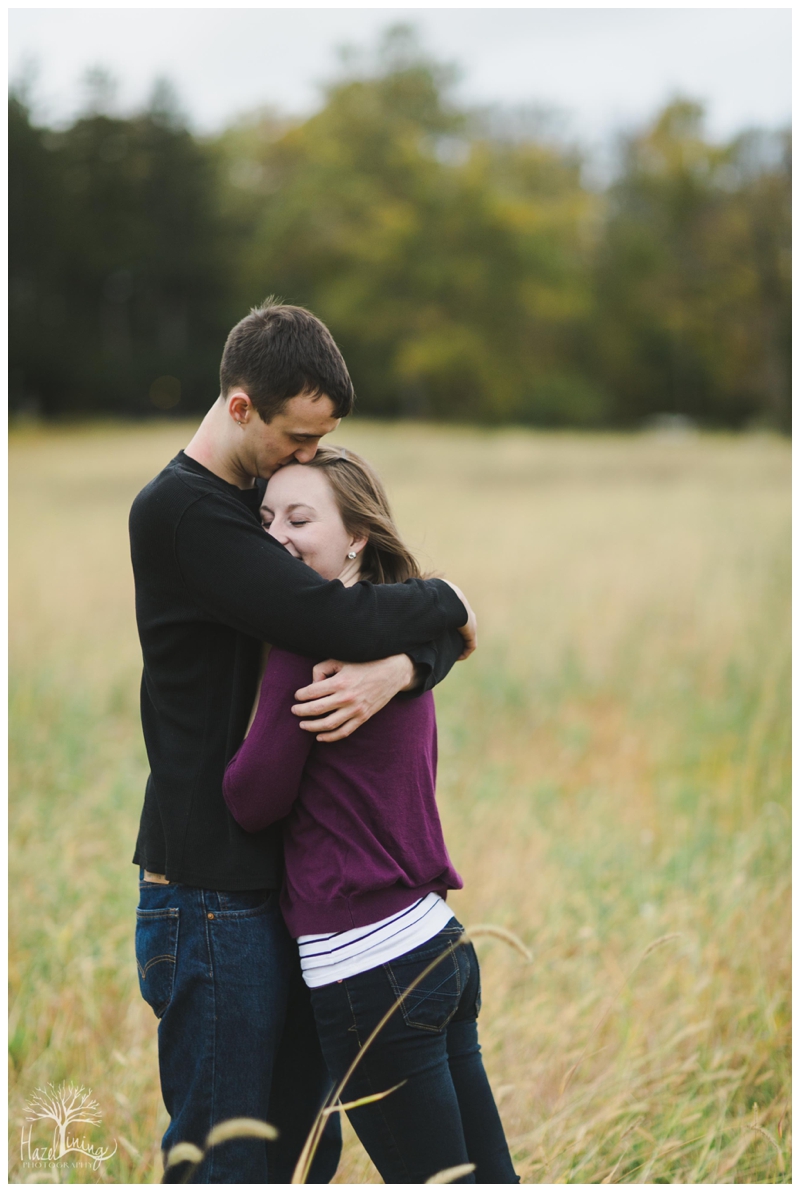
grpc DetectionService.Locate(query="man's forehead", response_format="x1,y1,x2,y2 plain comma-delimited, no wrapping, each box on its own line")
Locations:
280,392,339,430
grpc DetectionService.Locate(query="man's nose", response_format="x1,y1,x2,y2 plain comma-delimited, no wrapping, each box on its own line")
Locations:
293,441,319,464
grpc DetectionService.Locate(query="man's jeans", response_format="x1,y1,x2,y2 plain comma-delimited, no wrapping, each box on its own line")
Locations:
135,874,341,1183
309,920,519,1184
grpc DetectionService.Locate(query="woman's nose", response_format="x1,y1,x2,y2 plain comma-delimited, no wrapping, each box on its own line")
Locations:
268,524,289,544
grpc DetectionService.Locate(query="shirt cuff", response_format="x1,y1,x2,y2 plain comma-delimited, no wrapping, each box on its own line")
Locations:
401,643,438,697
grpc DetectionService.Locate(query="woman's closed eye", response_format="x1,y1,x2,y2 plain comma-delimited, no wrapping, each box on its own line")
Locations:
260,516,309,530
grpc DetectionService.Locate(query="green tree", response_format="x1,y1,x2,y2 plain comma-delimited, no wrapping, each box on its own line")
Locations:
9,41,790,430
9,92,69,414
592,101,790,428
9,80,230,416
216,26,602,423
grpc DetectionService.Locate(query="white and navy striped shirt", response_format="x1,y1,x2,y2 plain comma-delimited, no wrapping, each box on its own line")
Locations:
298,893,455,988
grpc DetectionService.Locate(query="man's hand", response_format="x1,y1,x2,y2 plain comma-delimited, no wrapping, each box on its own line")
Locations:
442,581,478,659
292,655,417,742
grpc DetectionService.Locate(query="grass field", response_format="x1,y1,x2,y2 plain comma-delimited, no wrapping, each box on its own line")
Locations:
9,421,790,1183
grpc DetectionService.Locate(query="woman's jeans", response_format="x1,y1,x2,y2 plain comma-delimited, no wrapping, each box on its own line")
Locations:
310,919,519,1184
135,874,340,1184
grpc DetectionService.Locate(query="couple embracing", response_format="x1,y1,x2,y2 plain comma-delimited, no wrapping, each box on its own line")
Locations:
130,302,518,1184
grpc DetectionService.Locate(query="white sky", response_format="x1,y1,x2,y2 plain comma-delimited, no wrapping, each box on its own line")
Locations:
9,7,792,147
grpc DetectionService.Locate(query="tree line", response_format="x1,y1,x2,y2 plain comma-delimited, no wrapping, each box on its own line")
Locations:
9,30,791,429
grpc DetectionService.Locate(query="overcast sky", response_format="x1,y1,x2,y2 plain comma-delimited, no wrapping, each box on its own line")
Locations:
9,7,792,147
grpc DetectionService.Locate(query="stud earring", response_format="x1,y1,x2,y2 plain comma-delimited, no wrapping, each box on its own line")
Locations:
347,551,357,559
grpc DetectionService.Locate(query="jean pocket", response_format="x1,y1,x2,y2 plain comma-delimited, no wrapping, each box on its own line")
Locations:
135,907,179,1018
213,889,276,917
385,939,462,1033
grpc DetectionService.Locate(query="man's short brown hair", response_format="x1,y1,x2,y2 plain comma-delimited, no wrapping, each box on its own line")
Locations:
220,300,355,421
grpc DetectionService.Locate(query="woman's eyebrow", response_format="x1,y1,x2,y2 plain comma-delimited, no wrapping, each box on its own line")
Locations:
261,501,316,514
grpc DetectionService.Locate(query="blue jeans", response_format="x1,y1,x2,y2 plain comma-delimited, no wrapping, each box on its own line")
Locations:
309,920,519,1184
135,874,341,1183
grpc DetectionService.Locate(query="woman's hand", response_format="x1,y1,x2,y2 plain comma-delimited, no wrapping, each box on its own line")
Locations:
292,655,417,742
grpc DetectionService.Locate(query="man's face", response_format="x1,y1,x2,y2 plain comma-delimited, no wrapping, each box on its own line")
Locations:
246,392,340,479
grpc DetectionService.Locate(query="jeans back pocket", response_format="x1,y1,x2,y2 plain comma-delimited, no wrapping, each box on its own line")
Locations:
135,907,179,1018
385,938,463,1033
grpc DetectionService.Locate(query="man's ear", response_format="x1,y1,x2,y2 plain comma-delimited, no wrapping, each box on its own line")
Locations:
226,390,254,427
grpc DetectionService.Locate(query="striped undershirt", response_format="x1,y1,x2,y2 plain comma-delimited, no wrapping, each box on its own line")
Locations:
298,893,455,989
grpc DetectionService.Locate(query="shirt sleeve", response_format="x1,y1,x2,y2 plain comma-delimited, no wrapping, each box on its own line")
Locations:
174,495,467,661
223,650,315,833
404,627,466,696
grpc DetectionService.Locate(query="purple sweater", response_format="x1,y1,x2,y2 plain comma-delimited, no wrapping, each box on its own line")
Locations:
223,648,463,937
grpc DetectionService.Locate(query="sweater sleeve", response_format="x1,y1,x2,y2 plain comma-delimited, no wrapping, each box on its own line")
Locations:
174,495,467,661
223,650,315,833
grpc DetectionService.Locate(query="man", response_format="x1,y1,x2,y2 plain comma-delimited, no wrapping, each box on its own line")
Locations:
129,301,477,1183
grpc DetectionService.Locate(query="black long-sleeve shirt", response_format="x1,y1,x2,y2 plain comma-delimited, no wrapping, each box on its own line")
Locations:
129,451,466,890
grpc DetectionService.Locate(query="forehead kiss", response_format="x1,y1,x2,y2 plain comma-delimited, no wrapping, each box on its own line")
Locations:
260,463,365,581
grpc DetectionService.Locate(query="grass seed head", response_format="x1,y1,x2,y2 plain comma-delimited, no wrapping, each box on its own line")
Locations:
205,1117,279,1148
163,1142,204,1170
425,1162,477,1183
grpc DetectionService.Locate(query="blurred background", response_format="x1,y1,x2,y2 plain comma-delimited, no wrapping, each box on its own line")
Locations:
9,10,791,1184
9,8,791,430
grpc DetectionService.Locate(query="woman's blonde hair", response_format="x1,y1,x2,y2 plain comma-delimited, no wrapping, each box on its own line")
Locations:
290,445,423,584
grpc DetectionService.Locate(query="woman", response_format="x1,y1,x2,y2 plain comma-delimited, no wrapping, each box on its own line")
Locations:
223,446,518,1184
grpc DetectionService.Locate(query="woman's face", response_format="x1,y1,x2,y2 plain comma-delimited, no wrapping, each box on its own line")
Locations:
261,464,365,581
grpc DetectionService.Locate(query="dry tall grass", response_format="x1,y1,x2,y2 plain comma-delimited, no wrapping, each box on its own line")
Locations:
9,421,790,1183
